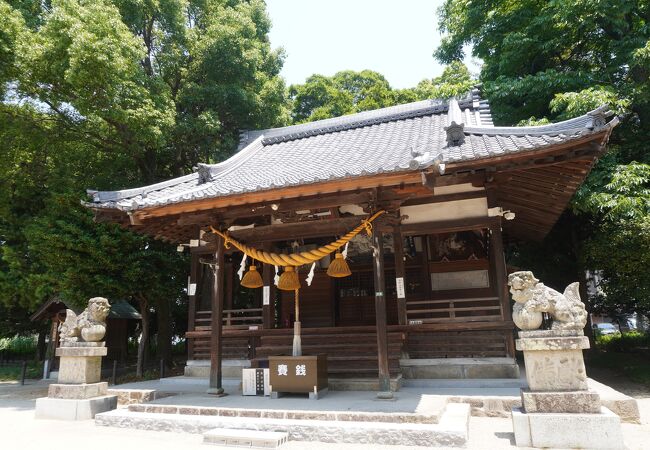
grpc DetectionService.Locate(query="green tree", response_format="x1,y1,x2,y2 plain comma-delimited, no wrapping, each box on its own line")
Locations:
0,0,287,370
436,0,650,320
288,70,395,123
288,64,475,124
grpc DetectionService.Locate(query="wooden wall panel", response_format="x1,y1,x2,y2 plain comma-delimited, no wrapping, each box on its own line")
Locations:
279,270,333,328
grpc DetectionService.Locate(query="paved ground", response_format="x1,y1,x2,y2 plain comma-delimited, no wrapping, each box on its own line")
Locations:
2,379,650,449
116,377,518,415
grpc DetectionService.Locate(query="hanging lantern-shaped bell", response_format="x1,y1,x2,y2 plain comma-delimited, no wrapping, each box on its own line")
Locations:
327,252,352,278
241,265,263,288
277,266,301,291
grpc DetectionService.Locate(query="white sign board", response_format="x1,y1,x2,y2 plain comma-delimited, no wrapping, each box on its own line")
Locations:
188,283,197,296
242,368,270,396
242,368,256,395
431,269,490,291
395,277,406,299
263,286,270,305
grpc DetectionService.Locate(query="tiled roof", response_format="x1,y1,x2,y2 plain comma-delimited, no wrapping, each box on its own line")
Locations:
87,89,616,212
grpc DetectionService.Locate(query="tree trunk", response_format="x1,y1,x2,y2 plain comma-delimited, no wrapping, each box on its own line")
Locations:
156,298,172,368
136,295,149,378
36,328,47,361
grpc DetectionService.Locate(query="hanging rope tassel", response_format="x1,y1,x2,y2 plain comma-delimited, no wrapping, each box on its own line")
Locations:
327,251,352,278
278,266,300,291
241,265,263,288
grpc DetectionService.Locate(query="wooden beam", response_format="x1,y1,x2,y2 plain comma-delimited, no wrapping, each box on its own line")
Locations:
494,148,600,173
132,169,493,222
489,220,514,357
135,171,429,220
400,217,499,236
176,212,218,226
225,262,233,310
218,216,362,244
208,235,225,395
421,172,435,192
372,226,392,396
127,212,143,226
401,189,486,207
187,251,200,360
262,243,275,329
393,229,408,326
218,191,375,222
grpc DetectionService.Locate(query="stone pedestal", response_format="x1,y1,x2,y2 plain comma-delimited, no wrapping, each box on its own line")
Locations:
512,331,624,449
56,345,106,384
35,343,117,420
517,330,589,391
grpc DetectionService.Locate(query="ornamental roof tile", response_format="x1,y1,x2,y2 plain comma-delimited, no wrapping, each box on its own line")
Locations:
86,88,615,211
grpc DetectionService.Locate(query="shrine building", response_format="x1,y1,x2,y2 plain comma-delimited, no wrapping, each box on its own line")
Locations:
86,88,618,393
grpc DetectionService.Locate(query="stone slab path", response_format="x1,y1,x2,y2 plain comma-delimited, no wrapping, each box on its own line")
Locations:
2,380,649,449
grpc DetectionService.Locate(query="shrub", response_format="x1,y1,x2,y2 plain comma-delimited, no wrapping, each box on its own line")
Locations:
0,335,37,360
0,361,41,381
596,331,649,352
172,337,186,355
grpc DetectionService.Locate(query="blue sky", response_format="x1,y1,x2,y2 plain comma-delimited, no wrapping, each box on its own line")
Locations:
266,0,465,89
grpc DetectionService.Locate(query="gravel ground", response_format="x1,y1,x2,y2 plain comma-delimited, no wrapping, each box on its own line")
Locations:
1,380,648,449
587,366,650,399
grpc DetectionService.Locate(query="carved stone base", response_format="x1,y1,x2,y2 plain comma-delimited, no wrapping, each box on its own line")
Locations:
48,382,108,399
521,388,601,413
516,332,589,391
56,345,107,384
512,406,624,449
35,395,117,420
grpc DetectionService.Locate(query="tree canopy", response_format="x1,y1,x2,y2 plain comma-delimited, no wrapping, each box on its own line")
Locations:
0,0,287,346
287,62,474,123
436,0,650,316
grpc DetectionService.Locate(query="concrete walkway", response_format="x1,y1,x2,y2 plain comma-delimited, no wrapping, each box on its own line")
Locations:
1,380,649,449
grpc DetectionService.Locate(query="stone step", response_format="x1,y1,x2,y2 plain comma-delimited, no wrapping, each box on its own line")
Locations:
402,377,524,389
203,428,288,448
400,357,520,379
127,393,445,424
95,403,470,447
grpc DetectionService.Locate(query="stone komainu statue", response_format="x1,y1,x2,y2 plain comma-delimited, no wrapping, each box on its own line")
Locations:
59,297,111,343
508,271,587,331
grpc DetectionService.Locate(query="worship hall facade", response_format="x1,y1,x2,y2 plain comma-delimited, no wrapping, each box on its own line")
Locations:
87,89,617,391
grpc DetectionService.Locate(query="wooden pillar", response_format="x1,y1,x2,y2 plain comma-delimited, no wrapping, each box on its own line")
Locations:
372,226,392,397
47,319,58,376
262,245,276,329
490,219,514,357
225,262,233,311
393,229,408,326
208,235,225,395
187,252,199,361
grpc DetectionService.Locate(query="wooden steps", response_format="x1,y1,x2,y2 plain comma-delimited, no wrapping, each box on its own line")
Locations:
407,330,509,358
192,336,250,360
254,330,404,377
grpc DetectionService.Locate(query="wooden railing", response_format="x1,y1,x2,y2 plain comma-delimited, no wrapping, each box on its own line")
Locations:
223,308,263,328
194,308,263,331
185,322,515,361
406,296,502,324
